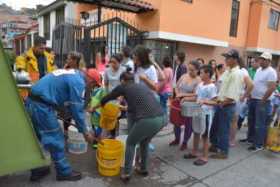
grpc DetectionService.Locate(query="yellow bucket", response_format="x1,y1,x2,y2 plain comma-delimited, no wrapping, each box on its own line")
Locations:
100,103,120,130
266,126,280,152
97,139,124,176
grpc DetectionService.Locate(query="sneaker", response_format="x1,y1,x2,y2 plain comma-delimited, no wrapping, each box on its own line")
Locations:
56,171,82,181
92,143,98,149
30,167,51,182
247,146,264,152
239,139,253,145
210,152,228,159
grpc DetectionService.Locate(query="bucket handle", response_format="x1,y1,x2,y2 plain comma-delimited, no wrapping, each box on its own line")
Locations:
96,151,122,169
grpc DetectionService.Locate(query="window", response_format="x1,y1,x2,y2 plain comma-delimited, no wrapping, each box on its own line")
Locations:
107,23,127,55
144,40,176,64
182,0,193,3
56,7,65,25
43,14,50,40
20,39,25,54
269,9,280,31
33,32,39,44
229,0,240,37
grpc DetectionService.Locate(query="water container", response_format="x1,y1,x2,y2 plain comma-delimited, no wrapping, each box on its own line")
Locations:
96,139,124,176
67,126,88,154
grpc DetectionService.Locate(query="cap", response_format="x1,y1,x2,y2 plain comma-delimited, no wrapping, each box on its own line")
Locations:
259,52,272,61
222,49,239,59
86,69,101,86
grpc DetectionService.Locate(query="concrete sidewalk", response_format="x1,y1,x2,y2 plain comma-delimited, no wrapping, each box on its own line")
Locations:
1,125,280,187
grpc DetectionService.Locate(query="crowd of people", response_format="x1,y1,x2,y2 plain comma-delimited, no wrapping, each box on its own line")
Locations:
15,36,280,183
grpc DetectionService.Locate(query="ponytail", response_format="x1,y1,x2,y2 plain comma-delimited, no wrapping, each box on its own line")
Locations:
120,68,134,82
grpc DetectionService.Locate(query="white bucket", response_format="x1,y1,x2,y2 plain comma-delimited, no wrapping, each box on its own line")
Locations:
67,126,88,154
181,101,203,117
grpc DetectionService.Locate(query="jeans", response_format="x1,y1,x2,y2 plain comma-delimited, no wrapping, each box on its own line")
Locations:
247,99,271,147
210,107,219,146
215,104,236,155
159,92,171,114
124,115,165,174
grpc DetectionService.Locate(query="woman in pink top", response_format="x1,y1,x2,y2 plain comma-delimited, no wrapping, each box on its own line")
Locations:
159,57,174,114
96,46,110,75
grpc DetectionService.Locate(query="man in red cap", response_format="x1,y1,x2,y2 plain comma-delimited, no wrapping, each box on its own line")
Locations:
86,68,102,86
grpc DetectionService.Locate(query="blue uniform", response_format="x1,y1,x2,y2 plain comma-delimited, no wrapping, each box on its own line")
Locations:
25,69,88,176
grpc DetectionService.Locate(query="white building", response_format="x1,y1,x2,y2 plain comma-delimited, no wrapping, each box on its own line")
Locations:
37,0,79,48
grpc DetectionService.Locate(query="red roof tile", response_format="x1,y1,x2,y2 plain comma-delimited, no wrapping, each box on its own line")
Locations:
72,0,154,13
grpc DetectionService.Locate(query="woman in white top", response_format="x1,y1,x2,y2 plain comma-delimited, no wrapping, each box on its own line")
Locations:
133,45,161,154
104,54,126,93
134,45,159,94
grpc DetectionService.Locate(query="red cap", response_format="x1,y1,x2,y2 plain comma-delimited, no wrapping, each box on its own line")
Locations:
86,69,101,86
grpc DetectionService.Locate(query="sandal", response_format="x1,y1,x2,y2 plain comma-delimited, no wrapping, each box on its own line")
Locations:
183,153,197,159
120,174,131,183
193,159,208,166
135,167,149,177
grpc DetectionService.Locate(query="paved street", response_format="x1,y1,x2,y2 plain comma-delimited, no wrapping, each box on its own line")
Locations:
1,124,280,187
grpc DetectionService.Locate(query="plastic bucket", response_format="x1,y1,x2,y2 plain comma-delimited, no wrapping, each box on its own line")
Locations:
97,139,124,176
181,101,203,117
266,126,280,152
67,126,88,154
170,99,186,126
67,139,88,154
100,103,120,130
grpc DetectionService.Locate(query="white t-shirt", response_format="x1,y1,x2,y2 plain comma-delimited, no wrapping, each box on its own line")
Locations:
251,67,277,100
135,65,158,97
239,68,249,95
104,66,126,92
135,65,158,85
196,82,217,114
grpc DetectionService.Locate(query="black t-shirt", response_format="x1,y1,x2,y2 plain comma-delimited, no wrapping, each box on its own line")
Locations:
101,83,163,121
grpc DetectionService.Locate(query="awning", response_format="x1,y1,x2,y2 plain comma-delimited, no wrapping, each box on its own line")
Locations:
72,0,155,13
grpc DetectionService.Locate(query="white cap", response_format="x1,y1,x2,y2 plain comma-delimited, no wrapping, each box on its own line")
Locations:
259,52,272,61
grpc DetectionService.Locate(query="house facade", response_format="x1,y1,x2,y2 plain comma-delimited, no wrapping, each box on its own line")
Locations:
38,0,280,65
13,24,38,55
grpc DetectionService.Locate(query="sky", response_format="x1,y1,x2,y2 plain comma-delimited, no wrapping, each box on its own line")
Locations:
0,0,55,10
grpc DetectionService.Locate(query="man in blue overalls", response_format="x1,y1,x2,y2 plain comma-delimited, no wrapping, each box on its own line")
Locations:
25,68,101,181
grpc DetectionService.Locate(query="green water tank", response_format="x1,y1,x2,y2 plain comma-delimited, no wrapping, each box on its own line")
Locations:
0,40,50,176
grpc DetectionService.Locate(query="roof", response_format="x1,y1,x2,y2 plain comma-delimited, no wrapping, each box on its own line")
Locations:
37,0,154,17
37,0,66,16
70,0,154,13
